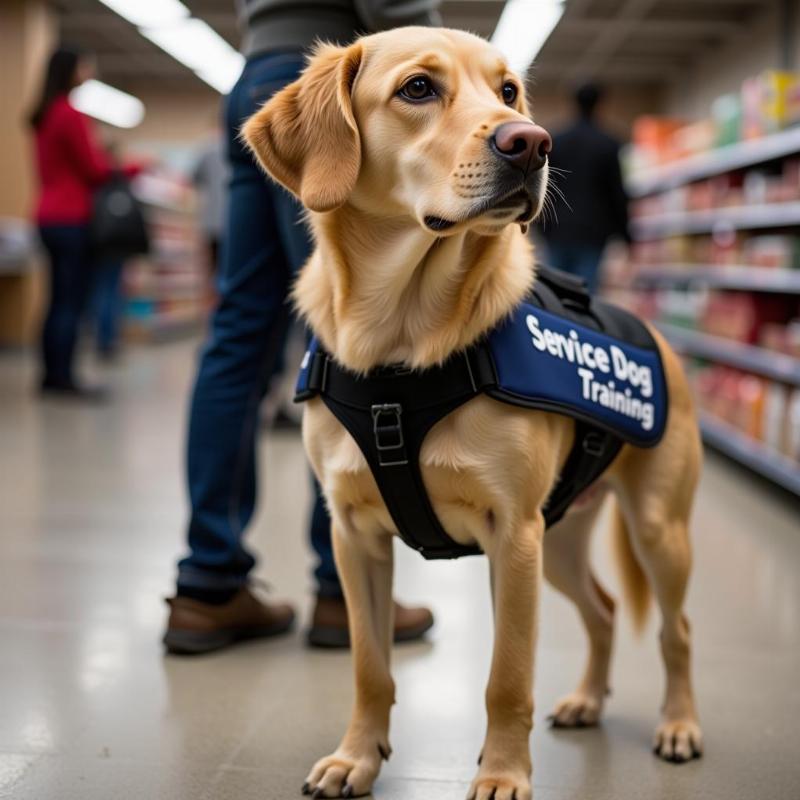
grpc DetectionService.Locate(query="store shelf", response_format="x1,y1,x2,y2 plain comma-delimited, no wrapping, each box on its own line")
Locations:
628,127,800,198
658,323,800,386
633,265,800,293
700,412,800,495
631,201,800,239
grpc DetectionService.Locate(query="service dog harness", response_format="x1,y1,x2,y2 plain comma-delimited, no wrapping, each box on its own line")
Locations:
296,267,668,559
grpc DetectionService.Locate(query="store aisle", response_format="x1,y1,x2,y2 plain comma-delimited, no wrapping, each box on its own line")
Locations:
1,340,798,800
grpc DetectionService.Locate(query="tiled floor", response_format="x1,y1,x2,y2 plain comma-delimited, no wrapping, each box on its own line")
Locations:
1,339,799,800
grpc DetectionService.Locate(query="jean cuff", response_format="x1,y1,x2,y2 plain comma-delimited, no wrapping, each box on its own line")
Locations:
176,565,249,591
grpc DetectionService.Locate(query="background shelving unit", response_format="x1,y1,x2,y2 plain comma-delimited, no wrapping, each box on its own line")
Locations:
622,127,800,494
700,413,800,495
628,127,800,197
124,175,210,342
633,264,800,293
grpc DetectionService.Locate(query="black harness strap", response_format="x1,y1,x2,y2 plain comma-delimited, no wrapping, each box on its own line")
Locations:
303,349,488,558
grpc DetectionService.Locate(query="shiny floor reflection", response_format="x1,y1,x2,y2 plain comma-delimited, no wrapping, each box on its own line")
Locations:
1,340,798,799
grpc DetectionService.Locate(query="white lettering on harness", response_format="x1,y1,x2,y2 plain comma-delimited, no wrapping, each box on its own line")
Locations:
526,314,655,432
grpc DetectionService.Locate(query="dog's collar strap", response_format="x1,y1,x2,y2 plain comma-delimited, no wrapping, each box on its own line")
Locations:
295,266,667,560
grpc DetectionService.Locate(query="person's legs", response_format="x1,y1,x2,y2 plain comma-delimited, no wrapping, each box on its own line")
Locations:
93,261,124,355
176,51,315,597
179,145,291,594
39,225,94,388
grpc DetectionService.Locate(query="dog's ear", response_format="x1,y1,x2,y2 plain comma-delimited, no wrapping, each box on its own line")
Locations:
242,42,363,212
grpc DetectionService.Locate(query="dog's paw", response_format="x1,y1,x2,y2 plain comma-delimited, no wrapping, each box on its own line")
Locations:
302,744,387,798
547,691,603,728
653,718,703,763
467,771,532,800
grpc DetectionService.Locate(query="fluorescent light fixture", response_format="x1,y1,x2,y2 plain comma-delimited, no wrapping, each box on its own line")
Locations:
195,54,245,94
491,0,565,76
70,79,145,128
97,0,243,95
141,18,237,72
98,0,189,28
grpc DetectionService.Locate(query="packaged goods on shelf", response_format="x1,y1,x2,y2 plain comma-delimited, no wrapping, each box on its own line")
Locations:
697,291,796,345
691,365,800,462
628,116,686,170
711,93,742,147
742,71,800,140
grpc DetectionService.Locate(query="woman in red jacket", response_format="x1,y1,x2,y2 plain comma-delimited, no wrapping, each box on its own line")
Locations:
30,47,133,398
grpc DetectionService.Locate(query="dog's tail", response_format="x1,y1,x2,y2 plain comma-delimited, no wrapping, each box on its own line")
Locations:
610,499,650,634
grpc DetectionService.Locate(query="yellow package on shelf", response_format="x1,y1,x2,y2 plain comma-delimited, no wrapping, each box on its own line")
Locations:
742,70,800,139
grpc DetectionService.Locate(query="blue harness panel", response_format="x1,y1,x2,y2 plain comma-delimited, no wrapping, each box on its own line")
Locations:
486,304,667,447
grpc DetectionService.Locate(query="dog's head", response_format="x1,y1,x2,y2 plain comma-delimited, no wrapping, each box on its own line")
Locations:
243,26,550,237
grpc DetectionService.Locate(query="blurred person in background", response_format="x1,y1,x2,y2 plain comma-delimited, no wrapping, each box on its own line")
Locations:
163,0,442,655
539,83,630,293
89,142,139,361
192,126,229,278
30,46,140,399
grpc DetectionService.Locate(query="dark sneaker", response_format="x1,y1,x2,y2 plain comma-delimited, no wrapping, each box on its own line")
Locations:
307,596,434,648
163,587,295,655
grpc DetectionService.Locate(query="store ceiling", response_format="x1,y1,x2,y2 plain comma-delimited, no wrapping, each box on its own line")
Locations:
54,0,771,93
535,0,772,86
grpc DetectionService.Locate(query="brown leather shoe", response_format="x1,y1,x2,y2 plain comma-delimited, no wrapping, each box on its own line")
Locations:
307,596,434,648
163,587,295,655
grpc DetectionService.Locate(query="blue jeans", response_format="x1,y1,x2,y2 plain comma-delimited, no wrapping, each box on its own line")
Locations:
39,225,94,386
177,51,341,598
91,261,124,353
543,242,604,294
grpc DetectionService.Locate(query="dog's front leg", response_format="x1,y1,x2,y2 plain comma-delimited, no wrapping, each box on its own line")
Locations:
470,517,544,800
304,525,394,799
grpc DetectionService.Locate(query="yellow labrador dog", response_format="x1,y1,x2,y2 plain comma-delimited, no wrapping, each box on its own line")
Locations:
244,26,703,800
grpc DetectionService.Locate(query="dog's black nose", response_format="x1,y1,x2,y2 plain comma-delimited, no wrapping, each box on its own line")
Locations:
491,122,552,172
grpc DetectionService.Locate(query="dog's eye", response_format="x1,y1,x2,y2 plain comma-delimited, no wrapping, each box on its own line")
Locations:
502,82,518,105
399,76,437,102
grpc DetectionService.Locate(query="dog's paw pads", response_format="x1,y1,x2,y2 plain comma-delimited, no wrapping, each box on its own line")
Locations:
303,749,382,798
467,774,531,800
548,692,603,728
653,719,703,763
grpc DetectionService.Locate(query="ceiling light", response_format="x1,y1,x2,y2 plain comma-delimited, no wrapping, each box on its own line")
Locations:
97,0,245,95
70,79,145,128
97,0,189,28
195,56,245,94
141,18,238,72
491,0,565,76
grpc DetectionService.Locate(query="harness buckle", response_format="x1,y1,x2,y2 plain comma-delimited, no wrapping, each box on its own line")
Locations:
371,403,408,466
582,431,606,457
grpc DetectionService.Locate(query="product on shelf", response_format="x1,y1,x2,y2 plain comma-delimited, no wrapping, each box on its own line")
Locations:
742,71,800,140
691,364,799,463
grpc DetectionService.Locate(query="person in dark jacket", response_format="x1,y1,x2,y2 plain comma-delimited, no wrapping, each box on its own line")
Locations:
539,83,630,293
163,0,442,655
